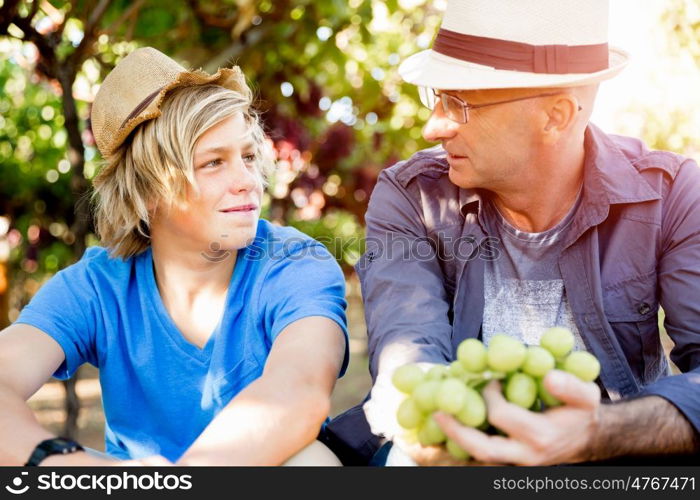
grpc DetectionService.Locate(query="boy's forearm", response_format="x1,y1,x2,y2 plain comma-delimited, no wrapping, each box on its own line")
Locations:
0,383,122,465
0,382,56,465
177,377,330,466
590,396,700,461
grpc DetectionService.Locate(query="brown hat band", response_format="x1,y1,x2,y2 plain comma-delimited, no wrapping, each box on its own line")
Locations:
433,29,609,75
119,87,164,130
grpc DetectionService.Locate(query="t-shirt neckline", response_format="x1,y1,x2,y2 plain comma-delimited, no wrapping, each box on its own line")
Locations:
488,183,584,244
140,245,248,364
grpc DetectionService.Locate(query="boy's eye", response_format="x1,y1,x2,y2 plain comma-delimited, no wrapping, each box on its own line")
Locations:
243,153,257,164
201,159,223,169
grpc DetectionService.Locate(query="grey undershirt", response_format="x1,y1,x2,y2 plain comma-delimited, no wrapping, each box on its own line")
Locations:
481,191,586,351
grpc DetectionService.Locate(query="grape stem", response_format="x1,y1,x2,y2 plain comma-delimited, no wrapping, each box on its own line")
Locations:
464,370,506,388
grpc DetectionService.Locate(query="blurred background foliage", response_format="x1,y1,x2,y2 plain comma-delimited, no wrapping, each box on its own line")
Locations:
635,0,700,158
1,0,700,440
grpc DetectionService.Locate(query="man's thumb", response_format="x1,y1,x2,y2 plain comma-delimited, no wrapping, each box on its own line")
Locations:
544,370,600,408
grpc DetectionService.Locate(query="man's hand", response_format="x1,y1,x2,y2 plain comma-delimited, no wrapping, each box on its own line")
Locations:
433,370,601,466
392,432,471,466
364,362,441,443
363,373,406,442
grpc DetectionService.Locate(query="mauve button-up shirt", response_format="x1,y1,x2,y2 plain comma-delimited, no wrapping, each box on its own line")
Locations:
356,124,700,438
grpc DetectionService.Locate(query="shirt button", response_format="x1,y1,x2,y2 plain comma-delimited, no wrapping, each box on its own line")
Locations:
637,302,651,315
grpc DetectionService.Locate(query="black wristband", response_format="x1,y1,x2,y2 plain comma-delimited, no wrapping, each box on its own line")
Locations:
25,437,84,466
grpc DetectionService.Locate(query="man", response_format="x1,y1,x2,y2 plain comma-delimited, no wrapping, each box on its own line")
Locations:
351,0,700,465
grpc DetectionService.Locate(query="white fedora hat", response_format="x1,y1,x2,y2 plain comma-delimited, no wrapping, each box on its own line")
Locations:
399,0,629,90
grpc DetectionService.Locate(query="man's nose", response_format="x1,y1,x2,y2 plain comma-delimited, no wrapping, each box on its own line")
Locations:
422,106,459,142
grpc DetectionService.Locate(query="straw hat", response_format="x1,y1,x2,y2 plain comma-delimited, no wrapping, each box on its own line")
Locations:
399,0,629,90
91,47,249,158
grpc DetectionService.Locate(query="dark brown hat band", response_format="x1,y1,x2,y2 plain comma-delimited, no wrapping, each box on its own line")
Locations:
433,29,609,75
119,87,164,129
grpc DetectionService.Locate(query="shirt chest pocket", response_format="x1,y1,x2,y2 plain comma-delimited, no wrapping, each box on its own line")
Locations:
602,271,667,384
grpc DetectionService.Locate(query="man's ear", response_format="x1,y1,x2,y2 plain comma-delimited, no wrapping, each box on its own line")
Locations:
542,94,580,140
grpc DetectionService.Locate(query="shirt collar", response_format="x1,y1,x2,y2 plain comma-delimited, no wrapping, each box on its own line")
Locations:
583,123,660,205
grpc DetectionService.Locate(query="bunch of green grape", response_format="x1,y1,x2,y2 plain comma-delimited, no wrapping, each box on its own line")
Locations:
391,327,601,461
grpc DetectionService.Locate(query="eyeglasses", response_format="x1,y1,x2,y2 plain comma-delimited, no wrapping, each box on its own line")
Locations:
418,87,581,124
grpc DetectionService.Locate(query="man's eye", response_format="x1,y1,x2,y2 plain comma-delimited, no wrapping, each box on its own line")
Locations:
243,153,257,164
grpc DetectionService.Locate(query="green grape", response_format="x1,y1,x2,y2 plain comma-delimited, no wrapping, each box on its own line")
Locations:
504,373,537,409
522,346,555,377
436,378,469,415
446,439,470,461
426,364,449,381
537,377,561,407
563,351,601,382
455,387,487,427
401,428,419,445
448,360,466,378
540,327,575,358
487,334,526,372
460,373,480,386
413,380,441,413
457,338,488,372
417,426,432,447
392,364,425,394
418,414,446,446
396,397,425,429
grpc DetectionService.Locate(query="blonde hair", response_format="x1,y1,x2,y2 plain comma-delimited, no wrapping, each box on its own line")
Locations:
92,84,274,259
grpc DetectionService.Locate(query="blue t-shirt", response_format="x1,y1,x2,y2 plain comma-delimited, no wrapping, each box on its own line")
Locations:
16,219,349,461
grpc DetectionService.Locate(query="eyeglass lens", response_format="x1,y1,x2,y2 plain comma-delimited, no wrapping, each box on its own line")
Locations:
418,87,467,123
